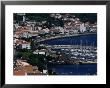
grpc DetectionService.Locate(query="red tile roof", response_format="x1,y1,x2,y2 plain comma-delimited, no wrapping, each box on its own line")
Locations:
13,70,25,76
16,40,31,44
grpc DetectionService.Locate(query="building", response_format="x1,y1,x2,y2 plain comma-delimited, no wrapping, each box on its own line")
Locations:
58,27,65,35
33,49,48,55
15,40,31,49
80,23,86,33
14,26,32,38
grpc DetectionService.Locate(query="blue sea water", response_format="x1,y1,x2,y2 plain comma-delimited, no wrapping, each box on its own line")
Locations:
40,34,97,46
48,64,97,75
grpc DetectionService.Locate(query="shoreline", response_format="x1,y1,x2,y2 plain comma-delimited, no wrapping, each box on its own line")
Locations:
38,32,97,42
47,62,97,65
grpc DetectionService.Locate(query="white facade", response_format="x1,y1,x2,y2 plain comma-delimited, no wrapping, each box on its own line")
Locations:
33,49,46,55
22,44,31,49
43,70,47,74
73,29,79,34
59,27,64,34
90,28,97,32
80,23,86,33
23,15,25,22
20,32,32,38
38,52,46,55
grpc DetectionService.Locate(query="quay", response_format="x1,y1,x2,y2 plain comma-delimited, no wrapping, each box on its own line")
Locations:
48,45,96,49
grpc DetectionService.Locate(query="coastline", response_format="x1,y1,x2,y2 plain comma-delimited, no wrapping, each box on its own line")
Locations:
47,61,97,65
38,32,97,42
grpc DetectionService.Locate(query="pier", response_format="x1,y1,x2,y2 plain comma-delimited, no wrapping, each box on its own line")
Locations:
49,45,96,49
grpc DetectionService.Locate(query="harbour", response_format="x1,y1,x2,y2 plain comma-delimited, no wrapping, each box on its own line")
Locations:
40,34,97,75
47,64,97,75
13,13,97,75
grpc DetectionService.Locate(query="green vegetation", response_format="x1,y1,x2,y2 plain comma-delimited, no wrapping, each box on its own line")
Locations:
16,50,47,70
14,13,97,25
20,37,32,42
16,50,32,59
31,40,38,50
37,46,46,50
46,55,55,61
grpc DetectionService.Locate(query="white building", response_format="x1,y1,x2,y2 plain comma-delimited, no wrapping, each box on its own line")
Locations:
20,32,32,38
22,43,31,49
58,27,64,34
43,70,48,74
80,23,86,33
15,40,31,49
33,49,46,55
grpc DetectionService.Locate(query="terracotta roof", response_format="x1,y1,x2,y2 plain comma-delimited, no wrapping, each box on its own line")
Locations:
13,70,25,76
16,40,31,44
15,27,30,35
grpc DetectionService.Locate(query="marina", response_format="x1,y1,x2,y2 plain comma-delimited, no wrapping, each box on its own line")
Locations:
39,34,97,75
41,34,97,63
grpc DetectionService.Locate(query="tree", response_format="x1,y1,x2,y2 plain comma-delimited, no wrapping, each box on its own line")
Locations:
31,40,38,50
16,50,32,60
27,54,39,66
27,54,46,71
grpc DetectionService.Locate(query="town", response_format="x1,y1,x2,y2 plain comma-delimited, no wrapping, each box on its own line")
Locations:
13,13,97,75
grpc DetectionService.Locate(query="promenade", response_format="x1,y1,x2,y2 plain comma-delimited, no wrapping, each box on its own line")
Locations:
37,32,96,42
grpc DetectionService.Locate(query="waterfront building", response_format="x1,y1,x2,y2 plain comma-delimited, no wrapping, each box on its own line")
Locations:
33,49,47,55
59,27,65,34
43,70,48,74
89,24,97,32
80,23,86,33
